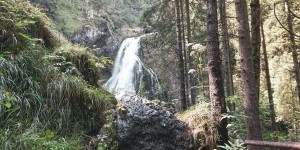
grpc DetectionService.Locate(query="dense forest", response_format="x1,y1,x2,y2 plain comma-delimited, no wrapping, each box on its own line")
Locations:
0,0,299,149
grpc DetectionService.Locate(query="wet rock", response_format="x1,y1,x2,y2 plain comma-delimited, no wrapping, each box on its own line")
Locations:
116,94,188,150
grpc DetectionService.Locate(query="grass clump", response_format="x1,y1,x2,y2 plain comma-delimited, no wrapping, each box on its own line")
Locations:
55,45,102,86
177,102,219,149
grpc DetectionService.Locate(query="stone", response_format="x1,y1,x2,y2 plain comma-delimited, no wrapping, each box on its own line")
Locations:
116,94,188,150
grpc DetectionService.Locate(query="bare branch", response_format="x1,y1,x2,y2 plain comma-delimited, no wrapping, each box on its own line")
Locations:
273,3,300,38
288,7,300,19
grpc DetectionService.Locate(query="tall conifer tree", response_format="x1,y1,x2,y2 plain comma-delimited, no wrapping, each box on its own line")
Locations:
235,0,263,149
207,0,228,145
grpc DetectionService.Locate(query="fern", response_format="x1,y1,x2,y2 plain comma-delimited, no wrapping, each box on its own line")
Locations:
217,140,247,150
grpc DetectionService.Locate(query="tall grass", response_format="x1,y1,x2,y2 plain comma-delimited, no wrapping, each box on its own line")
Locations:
0,1,117,149
0,43,117,148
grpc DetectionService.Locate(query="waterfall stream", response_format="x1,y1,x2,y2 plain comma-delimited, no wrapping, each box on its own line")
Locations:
103,35,163,100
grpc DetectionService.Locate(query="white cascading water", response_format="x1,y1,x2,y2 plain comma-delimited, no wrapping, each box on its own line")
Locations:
103,36,163,100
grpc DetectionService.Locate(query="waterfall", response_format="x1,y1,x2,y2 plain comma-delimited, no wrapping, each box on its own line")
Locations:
103,36,163,100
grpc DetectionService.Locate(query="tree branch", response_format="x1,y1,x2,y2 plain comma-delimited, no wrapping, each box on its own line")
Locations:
273,3,300,38
288,7,300,19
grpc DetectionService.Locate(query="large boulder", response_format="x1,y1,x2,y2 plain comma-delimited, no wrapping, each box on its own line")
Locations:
116,95,188,150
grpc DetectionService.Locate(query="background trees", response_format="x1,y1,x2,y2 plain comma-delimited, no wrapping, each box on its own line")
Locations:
169,0,299,147
171,0,299,148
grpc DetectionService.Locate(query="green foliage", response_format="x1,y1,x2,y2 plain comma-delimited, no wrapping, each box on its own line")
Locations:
0,42,117,148
225,96,247,140
56,45,102,86
217,140,246,150
0,1,118,148
264,51,300,141
97,109,119,150
30,0,157,36
178,102,220,149
0,0,62,51
0,128,83,149
54,44,113,86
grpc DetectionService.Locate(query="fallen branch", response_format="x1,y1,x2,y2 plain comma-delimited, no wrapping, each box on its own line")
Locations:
244,140,300,149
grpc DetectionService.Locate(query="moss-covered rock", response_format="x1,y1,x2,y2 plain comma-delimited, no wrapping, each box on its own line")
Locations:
177,103,219,150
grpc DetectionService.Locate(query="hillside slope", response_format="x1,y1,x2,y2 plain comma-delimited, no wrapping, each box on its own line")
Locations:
0,1,117,149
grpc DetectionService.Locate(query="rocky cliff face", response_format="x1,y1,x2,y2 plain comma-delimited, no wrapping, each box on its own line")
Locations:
70,23,122,58
116,95,189,150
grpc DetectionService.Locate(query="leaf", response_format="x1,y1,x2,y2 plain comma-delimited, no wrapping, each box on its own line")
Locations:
0,54,10,58
44,130,54,140
19,33,38,42
97,144,106,150
15,20,36,28
227,123,234,128
116,103,123,108
5,102,11,108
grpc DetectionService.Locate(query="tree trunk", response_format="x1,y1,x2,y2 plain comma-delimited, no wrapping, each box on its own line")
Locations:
250,0,261,102
206,0,228,145
185,0,197,105
234,0,263,149
179,0,189,105
285,0,300,104
245,140,300,149
174,0,187,110
219,0,235,111
261,21,276,131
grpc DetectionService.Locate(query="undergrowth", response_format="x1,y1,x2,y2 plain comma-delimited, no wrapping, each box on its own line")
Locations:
178,102,219,150
55,45,103,86
0,0,118,149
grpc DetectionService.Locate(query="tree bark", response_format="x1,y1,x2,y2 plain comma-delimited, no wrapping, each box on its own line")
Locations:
185,0,197,105
245,140,300,149
285,0,300,104
179,0,189,105
174,0,187,110
206,0,228,145
261,22,276,131
234,0,263,149
250,0,261,102
219,0,235,111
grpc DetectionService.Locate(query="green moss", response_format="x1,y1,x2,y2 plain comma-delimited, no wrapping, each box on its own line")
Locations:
177,103,219,149
0,0,64,52
55,44,103,86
